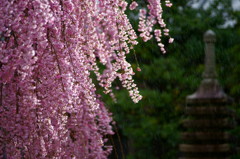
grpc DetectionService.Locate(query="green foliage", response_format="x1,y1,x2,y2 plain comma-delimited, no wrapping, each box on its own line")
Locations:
105,0,240,158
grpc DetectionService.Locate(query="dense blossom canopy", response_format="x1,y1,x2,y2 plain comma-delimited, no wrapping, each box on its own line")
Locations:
0,0,172,158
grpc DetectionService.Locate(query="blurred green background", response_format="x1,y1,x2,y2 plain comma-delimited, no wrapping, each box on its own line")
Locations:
102,0,240,158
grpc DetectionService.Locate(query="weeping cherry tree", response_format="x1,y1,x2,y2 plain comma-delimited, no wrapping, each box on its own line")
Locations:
0,0,172,158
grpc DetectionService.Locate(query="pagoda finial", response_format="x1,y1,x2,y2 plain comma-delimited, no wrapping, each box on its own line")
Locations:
186,30,228,103
203,30,217,79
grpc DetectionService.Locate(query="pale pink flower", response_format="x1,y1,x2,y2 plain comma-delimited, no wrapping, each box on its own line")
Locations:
129,1,138,10
169,38,174,43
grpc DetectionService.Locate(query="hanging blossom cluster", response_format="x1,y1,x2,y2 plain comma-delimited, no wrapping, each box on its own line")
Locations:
136,0,174,53
0,0,172,158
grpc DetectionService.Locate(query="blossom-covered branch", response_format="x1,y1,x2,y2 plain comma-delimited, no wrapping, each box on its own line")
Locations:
0,0,172,158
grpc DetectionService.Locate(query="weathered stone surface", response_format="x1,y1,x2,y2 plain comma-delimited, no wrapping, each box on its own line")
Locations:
182,118,234,128
179,144,230,153
181,132,230,141
185,107,234,116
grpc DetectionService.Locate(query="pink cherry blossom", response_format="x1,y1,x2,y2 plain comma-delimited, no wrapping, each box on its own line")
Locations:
0,0,173,158
169,38,174,43
129,1,138,10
